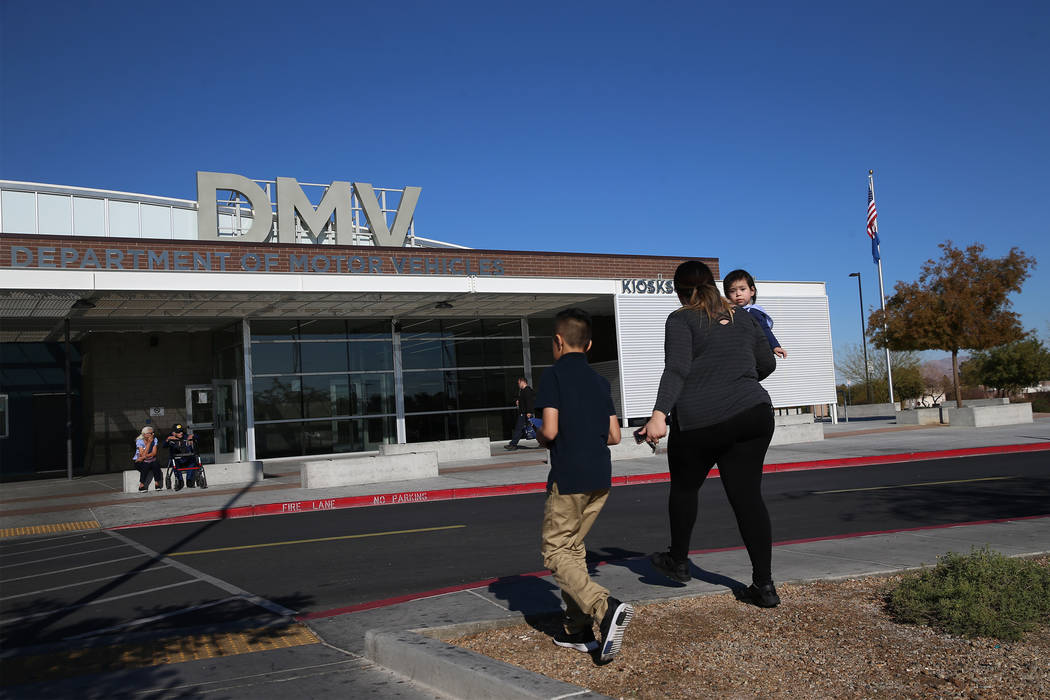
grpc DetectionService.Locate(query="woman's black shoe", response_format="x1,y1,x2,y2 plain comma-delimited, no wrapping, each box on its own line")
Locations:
649,551,691,583
747,582,780,608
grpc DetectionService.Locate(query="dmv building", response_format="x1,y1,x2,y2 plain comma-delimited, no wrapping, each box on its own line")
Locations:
0,173,837,476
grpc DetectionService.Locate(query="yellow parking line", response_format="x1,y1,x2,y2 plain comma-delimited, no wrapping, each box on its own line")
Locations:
0,521,100,539
169,524,466,556
815,476,1014,495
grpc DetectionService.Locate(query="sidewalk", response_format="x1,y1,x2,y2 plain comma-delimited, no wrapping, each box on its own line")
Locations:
3,418,1048,535
2,418,1049,699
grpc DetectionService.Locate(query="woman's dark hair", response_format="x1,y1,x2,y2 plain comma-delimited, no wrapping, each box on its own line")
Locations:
722,268,758,302
674,260,734,320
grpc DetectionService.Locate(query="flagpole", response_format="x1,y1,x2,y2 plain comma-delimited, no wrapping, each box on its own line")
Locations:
869,170,894,405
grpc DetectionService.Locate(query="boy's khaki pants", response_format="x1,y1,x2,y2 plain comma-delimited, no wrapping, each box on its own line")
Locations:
541,482,610,634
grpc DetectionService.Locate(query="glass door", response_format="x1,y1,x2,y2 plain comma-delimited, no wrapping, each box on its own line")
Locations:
185,380,241,464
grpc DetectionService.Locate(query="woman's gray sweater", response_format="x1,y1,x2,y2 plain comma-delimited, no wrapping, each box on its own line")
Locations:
653,306,776,430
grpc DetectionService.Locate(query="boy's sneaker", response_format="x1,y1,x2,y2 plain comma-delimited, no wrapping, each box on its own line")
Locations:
650,551,691,583
553,628,598,653
598,596,634,662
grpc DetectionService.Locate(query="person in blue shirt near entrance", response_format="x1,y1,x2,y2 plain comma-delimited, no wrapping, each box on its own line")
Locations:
534,308,634,663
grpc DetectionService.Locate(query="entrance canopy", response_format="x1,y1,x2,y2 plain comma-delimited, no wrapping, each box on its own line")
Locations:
0,268,618,341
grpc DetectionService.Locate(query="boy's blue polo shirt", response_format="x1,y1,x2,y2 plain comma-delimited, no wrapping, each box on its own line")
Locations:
534,352,615,494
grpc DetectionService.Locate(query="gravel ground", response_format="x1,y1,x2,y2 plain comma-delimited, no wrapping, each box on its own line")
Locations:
450,557,1049,699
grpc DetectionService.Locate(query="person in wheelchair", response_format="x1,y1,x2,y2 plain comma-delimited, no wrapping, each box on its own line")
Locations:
165,423,200,490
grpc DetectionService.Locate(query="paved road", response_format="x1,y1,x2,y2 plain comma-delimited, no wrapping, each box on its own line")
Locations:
138,452,1050,615
5,451,1045,653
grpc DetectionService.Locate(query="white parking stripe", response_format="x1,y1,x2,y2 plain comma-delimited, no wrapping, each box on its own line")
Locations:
1,553,151,584
0,532,105,550
0,564,172,602
0,580,198,626
1,542,130,567
0,535,110,556
64,595,241,640
107,530,297,618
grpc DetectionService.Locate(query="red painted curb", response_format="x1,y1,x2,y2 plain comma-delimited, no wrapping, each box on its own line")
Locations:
111,441,1050,530
295,512,1050,620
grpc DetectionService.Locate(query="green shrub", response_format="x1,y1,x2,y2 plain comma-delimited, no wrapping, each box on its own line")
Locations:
886,548,1050,641
1029,392,1050,413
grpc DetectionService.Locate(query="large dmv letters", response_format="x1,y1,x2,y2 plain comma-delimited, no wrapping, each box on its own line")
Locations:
196,171,422,247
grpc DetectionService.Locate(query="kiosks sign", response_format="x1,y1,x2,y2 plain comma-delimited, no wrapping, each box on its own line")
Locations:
196,171,420,247
620,279,675,294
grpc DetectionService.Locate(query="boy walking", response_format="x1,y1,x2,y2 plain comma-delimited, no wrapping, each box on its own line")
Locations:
535,308,634,662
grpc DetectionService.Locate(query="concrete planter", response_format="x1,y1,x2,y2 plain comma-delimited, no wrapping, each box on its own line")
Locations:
123,460,263,493
301,452,438,488
940,402,1033,427
897,407,942,425
770,413,823,445
835,402,898,420
380,437,491,463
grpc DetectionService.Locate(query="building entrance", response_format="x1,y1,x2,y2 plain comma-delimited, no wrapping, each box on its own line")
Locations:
185,380,241,464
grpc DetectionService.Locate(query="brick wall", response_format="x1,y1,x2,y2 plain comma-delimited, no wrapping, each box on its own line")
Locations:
0,233,719,280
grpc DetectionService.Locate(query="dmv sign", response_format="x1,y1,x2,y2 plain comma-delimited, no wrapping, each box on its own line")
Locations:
197,171,421,247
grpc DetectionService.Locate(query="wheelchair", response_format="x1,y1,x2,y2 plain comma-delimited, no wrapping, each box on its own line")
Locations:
164,452,208,491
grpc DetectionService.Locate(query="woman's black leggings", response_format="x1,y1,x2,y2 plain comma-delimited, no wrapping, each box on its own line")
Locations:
666,402,775,584
137,461,162,487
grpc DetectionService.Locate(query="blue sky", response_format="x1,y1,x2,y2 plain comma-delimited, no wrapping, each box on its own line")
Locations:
2,1,1047,367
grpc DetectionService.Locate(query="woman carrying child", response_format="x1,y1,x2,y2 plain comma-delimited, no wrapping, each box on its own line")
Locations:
638,260,781,607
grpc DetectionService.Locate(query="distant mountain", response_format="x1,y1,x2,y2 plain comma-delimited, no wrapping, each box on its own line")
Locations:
921,355,963,377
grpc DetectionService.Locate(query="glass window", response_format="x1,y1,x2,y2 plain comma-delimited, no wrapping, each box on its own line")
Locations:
0,394,7,438
350,341,393,371
108,201,139,237
530,337,554,366
73,197,106,236
302,374,349,418
254,417,394,458
250,320,299,342
456,368,521,410
298,319,347,340
401,339,447,370
37,194,72,235
255,421,303,458
404,409,511,444
173,208,196,240
1,190,36,233
347,319,391,338
527,316,554,338
252,342,298,375
252,376,302,420
350,373,395,415
403,370,451,413
405,412,459,443
300,341,349,373
141,204,172,238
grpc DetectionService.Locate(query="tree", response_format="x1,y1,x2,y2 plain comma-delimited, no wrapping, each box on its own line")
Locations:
961,334,1050,396
867,241,1036,407
836,344,921,404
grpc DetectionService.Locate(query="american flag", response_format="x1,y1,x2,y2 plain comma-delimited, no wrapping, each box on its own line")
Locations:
867,179,881,263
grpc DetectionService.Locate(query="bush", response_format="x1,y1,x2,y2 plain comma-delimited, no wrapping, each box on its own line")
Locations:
1028,392,1050,413
886,548,1050,641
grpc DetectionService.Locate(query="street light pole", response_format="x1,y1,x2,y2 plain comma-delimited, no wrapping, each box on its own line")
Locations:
849,272,873,402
